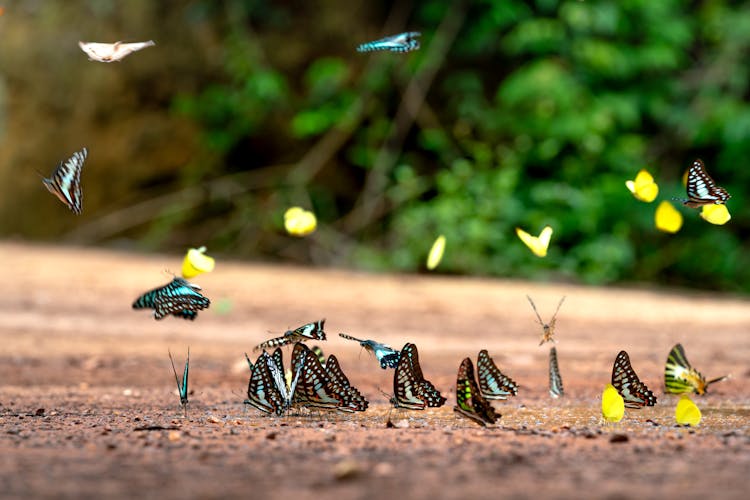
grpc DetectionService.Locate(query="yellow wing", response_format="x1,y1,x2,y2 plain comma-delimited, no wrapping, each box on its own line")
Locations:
601,383,625,423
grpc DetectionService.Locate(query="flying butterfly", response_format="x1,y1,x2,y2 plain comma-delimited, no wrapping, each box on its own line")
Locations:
132,276,211,320
323,354,368,412
356,31,421,53
290,343,343,411
391,343,446,410
168,348,190,418
611,350,657,409
665,343,729,395
42,147,87,214
673,159,731,208
454,357,499,427
476,349,518,400
527,295,566,346
549,346,564,398
78,40,155,62
338,333,400,369
254,319,326,351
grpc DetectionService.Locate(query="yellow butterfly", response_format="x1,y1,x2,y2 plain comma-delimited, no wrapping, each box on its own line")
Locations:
654,201,683,233
181,246,215,279
601,383,625,423
516,226,553,257
626,169,659,202
675,395,701,426
284,207,317,236
426,235,446,270
700,204,731,225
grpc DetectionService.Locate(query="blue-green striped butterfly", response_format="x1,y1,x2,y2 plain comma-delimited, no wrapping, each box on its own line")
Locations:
338,333,400,369
612,350,656,408
290,343,342,411
132,277,210,320
168,348,190,418
477,350,518,400
42,148,87,214
356,32,421,53
455,357,499,426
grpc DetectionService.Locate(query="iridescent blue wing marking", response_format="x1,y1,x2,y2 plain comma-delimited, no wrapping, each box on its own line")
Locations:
133,277,210,320
338,332,400,370
42,147,87,214
356,31,421,53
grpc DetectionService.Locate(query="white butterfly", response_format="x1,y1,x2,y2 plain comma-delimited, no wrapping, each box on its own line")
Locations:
78,40,155,62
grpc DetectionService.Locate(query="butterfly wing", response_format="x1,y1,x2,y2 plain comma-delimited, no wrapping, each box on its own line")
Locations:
477,349,518,400
43,148,87,214
325,355,368,412
681,159,731,207
356,32,421,53
392,343,427,409
244,352,284,415
665,343,699,394
134,278,209,320
611,350,656,408
454,357,498,426
291,343,341,410
549,347,564,398
290,319,327,341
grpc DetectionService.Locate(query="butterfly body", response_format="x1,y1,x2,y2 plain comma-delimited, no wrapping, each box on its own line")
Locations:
168,348,190,418
476,350,518,400
611,350,656,409
356,31,421,53
548,347,564,398
391,343,445,410
132,277,210,320
338,333,401,369
665,343,729,395
254,319,326,351
43,148,87,214
454,357,499,426
675,159,731,208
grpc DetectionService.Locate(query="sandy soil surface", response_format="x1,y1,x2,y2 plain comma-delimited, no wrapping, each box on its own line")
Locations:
0,242,748,499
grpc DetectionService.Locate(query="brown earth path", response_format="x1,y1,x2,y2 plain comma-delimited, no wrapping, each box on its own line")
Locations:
0,242,748,499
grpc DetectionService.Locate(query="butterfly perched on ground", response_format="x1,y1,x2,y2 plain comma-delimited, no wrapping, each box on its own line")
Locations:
42,147,87,214
526,295,566,346
675,395,701,426
476,350,518,400
132,277,211,320
168,348,190,418
243,349,302,416
601,383,625,423
548,346,564,398
78,40,155,62
254,319,326,351
338,333,400,369
611,350,657,409
323,354,368,412
356,31,421,53
454,357,499,427
290,343,343,411
391,343,446,410
665,343,729,395
673,159,731,208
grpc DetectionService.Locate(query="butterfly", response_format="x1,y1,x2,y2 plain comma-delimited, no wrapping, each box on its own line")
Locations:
244,352,253,372
254,319,326,351
516,226,553,257
323,354,368,412
655,200,683,233
454,357,499,427
290,343,343,411
611,350,657,409
601,383,625,423
476,349,518,400
665,343,729,395
426,235,446,270
168,348,190,418
549,346,564,398
338,333,400,369
675,395,701,426
674,159,731,208
625,169,659,203
526,295,566,346
356,31,421,53
391,343,446,410
132,277,211,320
243,349,302,416
42,148,87,214
78,40,155,62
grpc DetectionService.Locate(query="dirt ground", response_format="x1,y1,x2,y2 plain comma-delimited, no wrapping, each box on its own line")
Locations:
0,242,748,499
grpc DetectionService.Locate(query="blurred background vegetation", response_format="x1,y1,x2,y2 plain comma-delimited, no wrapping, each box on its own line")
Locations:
0,0,749,293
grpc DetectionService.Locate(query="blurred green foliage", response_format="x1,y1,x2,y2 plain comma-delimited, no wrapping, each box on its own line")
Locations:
155,1,750,292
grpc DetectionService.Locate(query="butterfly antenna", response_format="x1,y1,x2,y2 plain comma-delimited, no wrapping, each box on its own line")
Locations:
526,295,545,326
167,349,181,392
550,296,566,326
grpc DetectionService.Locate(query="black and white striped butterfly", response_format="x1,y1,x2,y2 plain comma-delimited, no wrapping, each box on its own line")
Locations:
356,31,421,53
674,159,731,208
254,319,326,351
290,343,343,411
323,354,368,412
243,348,302,416
611,350,657,409
476,349,518,400
338,333,400,369
168,348,190,418
132,277,211,320
42,147,87,214
549,347,564,398
391,343,446,410
455,357,499,427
